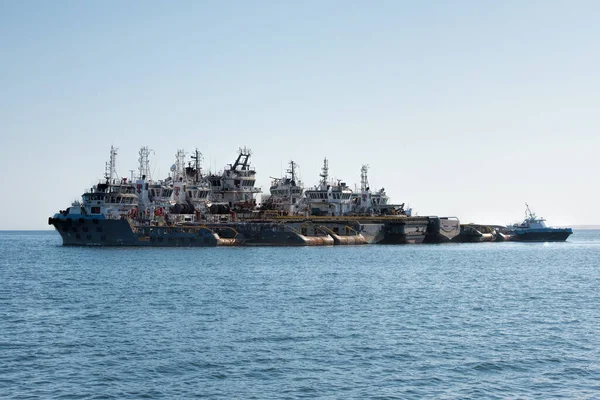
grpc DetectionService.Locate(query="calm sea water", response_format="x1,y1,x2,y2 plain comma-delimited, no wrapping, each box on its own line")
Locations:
1,230,599,399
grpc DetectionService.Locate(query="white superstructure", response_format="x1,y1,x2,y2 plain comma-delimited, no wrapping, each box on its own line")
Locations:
349,165,390,215
304,158,354,216
206,147,262,212
264,160,304,215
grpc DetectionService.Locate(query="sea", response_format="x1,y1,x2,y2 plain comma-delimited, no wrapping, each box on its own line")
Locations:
1,230,599,399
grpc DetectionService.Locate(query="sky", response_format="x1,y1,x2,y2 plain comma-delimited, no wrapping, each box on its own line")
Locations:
1,0,599,230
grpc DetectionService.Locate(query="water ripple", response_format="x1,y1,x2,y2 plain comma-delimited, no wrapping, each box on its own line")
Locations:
1,230,599,398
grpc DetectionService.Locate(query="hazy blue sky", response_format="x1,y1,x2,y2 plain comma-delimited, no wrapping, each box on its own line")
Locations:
1,1,599,229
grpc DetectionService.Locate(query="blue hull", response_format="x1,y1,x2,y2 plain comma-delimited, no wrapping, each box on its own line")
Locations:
512,228,572,242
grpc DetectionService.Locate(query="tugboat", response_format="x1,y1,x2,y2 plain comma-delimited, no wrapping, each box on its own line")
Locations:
205,147,262,218
509,204,572,242
303,158,354,217
349,165,408,216
263,160,304,215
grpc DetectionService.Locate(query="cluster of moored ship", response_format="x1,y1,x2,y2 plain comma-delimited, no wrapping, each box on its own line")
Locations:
48,147,573,246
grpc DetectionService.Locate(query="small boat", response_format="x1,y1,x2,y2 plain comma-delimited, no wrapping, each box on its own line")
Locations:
508,204,572,242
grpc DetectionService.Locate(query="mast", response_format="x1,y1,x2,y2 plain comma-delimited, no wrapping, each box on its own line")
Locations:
105,161,110,182
360,164,370,191
190,148,203,182
104,146,118,184
175,149,186,181
524,203,544,222
233,146,252,171
288,160,297,183
525,203,534,220
138,146,152,180
319,158,329,187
